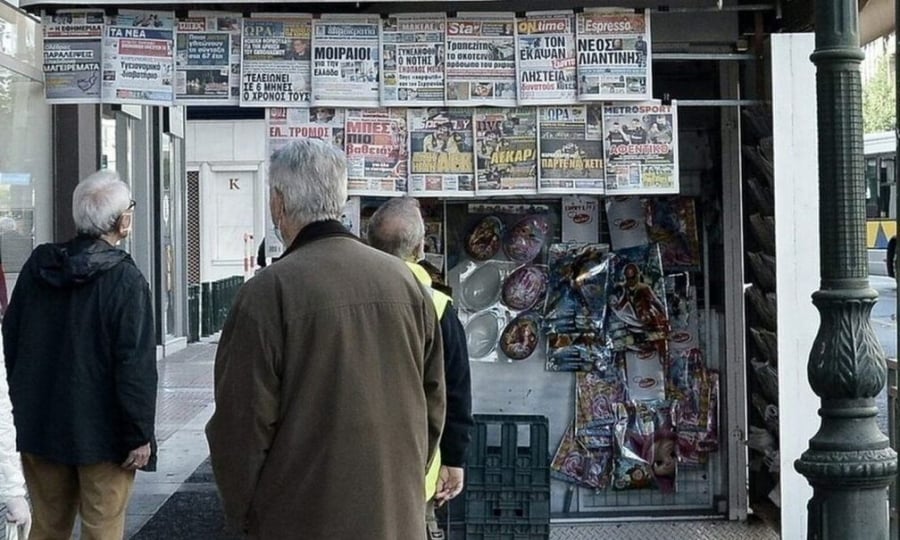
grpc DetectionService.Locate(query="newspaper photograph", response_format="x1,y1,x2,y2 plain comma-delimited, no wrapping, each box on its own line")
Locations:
311,16,381,108
176,12,241,105
538,106,605,194
603,101,679,195
514,11,577,105
474,108,538,195
102,10,176,106
576,9,651,101
381,14,445,106
266,107,346,158
240,15,312,107
345,108,408,196
42,10,104,103
445,13,517,107
408,108,476,197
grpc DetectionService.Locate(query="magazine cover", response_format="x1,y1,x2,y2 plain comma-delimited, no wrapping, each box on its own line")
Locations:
603,101,679,195
445,13,517,106
240,15,312,107
408,108,476,197
42,10,105,104
381,13,445,106
576,9,651,101
474,108,538,195
514,11,577,105
311,15,381,107
102,10,176,106
345,108,408,196
538,106,605,194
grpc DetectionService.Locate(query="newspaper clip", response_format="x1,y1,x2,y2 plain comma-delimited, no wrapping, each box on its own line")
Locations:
662,92,672,106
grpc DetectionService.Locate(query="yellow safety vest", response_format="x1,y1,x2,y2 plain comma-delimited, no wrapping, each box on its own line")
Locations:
406,262,450,501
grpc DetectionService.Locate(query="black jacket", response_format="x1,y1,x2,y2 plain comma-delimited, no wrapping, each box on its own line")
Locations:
2,236,157,469
438,303,474,467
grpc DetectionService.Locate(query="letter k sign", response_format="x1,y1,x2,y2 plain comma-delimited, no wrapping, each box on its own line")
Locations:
229,178,240,190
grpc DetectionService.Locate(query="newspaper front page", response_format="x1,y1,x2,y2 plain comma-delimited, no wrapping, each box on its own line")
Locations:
514,11,577,106
381,14,445,107
102,10,176,105
408,108,476,197
176,12,241,105
42,10,104,104
266,107,346,155
345,108,408,196
603,101,679,195
240,15,312,107
538,105,605,194
445,13,517,107
311,15,381,108
474,108,538,195
576,9,652,101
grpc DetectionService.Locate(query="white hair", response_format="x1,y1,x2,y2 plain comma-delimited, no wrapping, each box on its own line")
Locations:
268,139,348,227
367,197,425,261
72,169,132,237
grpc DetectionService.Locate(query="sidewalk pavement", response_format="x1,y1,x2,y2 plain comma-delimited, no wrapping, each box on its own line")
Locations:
124,341,219,538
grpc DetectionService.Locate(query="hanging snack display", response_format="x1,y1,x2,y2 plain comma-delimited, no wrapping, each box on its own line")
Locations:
465,309,503,359
607,243,669,349
499,311,542,360
645,197,701,271
450,204,558,363
503,214,550,262
551,426,613,490
544,242,611,372
501,264,549,310
465,215,504,261
459,261,503,311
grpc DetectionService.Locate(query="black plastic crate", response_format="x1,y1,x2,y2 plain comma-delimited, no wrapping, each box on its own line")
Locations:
465,488,551,523
467,414,550,490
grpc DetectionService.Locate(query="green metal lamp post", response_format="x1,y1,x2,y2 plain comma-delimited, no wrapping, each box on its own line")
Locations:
794,0,898,537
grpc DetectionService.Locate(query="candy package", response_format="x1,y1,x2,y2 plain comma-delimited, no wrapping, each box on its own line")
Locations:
551,426,614,490
576,370,626,429
611,402,655,490
607,244,669,350
645,197,701,272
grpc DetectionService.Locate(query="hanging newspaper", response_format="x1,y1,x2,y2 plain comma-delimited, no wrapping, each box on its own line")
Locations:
266,107,346,156
445,13,517,107
381,14,445,106
537,105,605,194
42,10,104,104
474,108,538,195
175,12,241,105
345,108,408,196
102,10,176,106
603,101,679,195
514,11,577,105
576,9,651,101
311,15,381,108
408,108,476,197
240,15,312,107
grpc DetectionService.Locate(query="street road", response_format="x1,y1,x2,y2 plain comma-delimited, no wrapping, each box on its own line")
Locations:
871,274,895,435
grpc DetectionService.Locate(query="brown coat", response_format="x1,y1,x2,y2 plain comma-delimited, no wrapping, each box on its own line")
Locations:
206,221,445,540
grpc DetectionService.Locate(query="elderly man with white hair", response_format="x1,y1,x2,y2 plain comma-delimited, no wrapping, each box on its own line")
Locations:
207,139,446,539
366,197,473,540
2,169,157,540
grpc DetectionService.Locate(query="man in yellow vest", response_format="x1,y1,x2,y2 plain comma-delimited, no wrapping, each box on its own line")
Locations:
368,197,473,540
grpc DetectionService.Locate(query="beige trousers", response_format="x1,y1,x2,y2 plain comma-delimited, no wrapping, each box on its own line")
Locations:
22,453,135,540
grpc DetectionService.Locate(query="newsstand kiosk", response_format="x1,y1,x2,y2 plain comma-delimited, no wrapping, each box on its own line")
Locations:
22,0,823,536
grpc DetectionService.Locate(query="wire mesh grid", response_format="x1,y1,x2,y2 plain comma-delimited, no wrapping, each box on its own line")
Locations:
578,461,713,511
